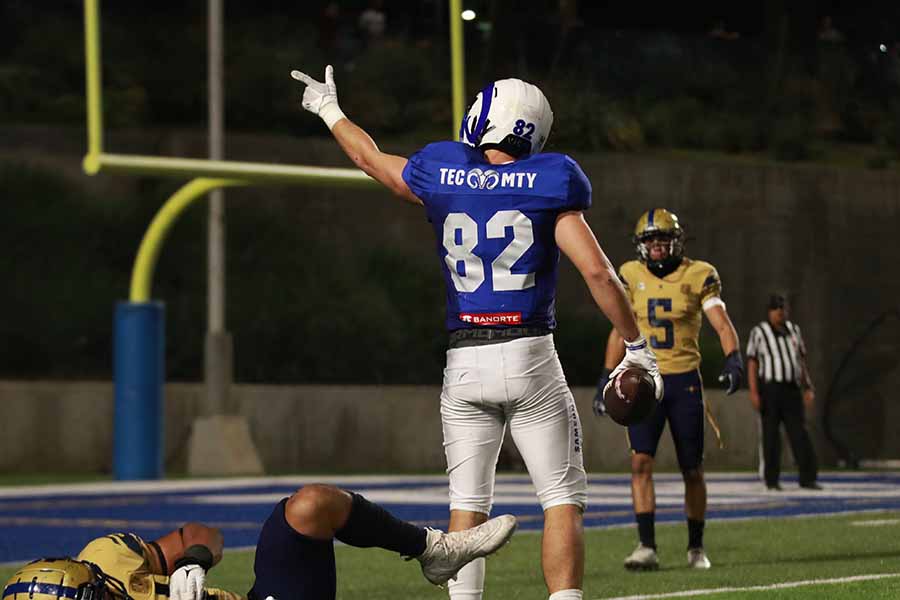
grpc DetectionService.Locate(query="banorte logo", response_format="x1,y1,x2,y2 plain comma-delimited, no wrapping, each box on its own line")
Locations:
459,312,522,325
466,168,500,190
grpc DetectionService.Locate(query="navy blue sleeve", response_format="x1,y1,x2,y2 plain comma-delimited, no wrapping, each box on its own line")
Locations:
565,156,592,211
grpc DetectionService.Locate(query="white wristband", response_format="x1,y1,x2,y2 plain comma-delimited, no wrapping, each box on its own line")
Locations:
624,335,648,352
319,102,347,130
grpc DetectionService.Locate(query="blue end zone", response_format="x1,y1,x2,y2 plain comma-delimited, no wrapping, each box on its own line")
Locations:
2,472,900,565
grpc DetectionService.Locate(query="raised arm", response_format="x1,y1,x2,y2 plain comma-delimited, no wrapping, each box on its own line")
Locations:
291,66,421,205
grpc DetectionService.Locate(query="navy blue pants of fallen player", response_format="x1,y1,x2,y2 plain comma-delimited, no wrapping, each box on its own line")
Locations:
248,499,336,600
627,370,705,469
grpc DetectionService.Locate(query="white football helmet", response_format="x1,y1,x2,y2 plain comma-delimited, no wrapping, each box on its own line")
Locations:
459,78,553,158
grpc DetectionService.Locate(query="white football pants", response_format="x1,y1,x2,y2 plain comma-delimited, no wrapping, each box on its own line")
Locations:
441,334,587,513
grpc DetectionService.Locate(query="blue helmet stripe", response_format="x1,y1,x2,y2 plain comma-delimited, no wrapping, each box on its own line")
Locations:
473,82,494,141
3,582,79,598
460,82,495,145
648,208,655,227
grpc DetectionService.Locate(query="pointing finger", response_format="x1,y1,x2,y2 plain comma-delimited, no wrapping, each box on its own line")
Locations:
290,70,316,85
325,64,335,86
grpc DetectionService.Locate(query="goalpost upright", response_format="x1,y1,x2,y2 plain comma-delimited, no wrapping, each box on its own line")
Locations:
82,0,467,479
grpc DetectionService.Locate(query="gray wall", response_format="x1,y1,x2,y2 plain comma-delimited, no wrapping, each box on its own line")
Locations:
0,380,758,474
4,125,899,467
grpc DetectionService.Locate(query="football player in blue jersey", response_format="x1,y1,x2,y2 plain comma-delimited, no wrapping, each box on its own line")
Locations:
291,66,663,600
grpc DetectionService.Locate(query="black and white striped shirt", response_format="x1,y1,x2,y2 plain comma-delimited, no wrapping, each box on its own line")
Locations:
746,320,807,385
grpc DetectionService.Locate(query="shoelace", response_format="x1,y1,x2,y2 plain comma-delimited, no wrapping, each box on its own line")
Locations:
430,531,456,563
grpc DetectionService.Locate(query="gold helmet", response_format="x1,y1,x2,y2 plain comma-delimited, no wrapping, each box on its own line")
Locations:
633,208,685,275
2,558,126,600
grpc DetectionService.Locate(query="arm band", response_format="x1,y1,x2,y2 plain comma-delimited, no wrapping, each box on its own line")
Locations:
174,544,214,572
702,297,725,311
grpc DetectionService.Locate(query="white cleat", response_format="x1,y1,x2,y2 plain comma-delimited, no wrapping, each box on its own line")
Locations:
624,544,659,571
687,547,711,569
416,514,518,586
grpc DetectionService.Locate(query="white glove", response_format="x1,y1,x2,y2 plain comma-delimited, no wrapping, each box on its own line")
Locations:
290,65,346,130
605,335,665,401
169,564,206,600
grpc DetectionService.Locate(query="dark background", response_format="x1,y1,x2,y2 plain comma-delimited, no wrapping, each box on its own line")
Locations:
2,0,899,391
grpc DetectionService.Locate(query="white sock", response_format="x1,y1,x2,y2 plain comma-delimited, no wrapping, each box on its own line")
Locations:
548,589,583,600
448,557,485,600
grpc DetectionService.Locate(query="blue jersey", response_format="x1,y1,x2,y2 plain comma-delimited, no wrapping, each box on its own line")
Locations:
401,141,592,331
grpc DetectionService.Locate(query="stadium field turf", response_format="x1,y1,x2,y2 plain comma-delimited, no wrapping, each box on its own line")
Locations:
211,511,900,599
5,511,895,599
2,474,898,598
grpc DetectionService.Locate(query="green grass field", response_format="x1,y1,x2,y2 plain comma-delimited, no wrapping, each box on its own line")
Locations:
5,511,897,599
198,510,900,599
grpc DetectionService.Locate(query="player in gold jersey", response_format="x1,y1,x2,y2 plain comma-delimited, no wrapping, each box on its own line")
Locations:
593,209,743,571
3,523,243,600
3,484,516,600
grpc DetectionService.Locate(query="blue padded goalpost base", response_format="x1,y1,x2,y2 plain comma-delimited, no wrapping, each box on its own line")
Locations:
113,301,165,480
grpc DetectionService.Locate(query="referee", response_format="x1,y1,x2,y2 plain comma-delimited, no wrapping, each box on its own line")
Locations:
746,293,821,491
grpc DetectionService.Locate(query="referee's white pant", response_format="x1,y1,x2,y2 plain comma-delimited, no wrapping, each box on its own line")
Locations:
440,334,587,514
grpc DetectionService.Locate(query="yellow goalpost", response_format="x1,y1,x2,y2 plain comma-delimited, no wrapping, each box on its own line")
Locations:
83,0,467,479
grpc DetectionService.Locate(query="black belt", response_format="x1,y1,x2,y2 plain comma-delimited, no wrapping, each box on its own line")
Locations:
448,327,551,348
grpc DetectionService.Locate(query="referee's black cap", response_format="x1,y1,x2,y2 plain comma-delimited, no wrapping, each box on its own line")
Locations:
767,293,787,310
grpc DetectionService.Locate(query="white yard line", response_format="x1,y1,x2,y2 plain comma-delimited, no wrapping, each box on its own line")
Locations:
599,572,900,599
0,471,897,498
851,518,900,527
0,474,453,498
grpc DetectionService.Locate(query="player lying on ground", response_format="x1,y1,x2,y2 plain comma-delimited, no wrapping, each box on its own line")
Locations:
1,484,517,600
290,65,662,600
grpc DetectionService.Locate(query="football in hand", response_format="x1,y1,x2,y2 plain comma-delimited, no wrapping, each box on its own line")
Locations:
603,367,657,426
